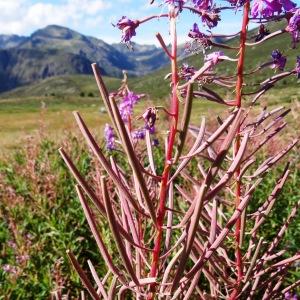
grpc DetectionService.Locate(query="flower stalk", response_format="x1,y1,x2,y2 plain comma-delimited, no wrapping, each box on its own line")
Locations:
230,1,250,299
148,10,179,297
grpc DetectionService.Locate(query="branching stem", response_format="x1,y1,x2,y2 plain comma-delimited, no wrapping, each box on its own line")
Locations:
148,11,179,299
229,1,250,299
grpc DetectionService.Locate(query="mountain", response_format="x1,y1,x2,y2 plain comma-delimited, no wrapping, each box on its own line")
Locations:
0,34,27,49
0,25,170,93
2,20,298,100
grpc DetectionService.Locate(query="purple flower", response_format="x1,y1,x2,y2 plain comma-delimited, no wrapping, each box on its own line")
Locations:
7,240,17,249
285,292,299,300
116,16,139,43
146,125,156,134
251,0,282,18
142,107,157,130
188,23,202,39
104,124,116,151
280,0,296,11
2,264,18,275
188,23,211,49
285,292,292,300
152,138,159,147
205,51,224,65
192,0,213,10
271,49,287,70
119,91,143,121
201,9,220,28
296,56,300,78
226,0,247,7
132,129,146,140
16,255,30,264
180,63,196,81
286,9,300,47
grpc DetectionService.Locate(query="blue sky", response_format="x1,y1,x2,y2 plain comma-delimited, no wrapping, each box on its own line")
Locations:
0,0,299,45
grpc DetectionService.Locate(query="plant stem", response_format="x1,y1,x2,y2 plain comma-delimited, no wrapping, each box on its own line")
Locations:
148,12,179,299
229,1,249,299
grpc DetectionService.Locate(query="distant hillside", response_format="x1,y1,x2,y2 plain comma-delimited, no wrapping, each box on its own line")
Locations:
1,20,299,102
0,25,170,93
0,34,27,49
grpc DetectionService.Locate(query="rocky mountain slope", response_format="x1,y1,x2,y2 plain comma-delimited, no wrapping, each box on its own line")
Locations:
0,25,170,93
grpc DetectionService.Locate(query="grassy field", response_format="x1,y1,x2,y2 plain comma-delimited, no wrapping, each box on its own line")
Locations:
0,77,299,155
0,74,230,154
1,18,299,154
1,93,299,156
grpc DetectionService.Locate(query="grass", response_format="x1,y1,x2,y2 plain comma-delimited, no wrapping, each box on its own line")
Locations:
0,122,299,298
1,83,298,154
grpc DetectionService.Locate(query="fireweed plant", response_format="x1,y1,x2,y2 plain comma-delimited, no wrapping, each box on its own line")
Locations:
58,0,300,299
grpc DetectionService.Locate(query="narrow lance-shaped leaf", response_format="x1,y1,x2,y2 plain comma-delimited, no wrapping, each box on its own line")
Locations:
87,260,108,300
101,176,140,286
243,238,264,285
108,276,118,300
263,199,300,259
66,250,101,300
209,198,218,245
204,131,249,202
165,182,174,252
75,185,127,284
91,63,117,129
252,139,298,178
73,111,146,217
171,183,207,291
179,178,262,285
145,129,156,175
109,96,157,224
59,148,105,215
168,117,206,184
174,83,193,162
250,164,290,235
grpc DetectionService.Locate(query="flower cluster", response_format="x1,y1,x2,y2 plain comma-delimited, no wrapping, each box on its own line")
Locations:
192,0,213,10
285,292,299,300
296,56,300,78
251,0,296,18
188,23,212,48
132,129,146,140
226,0,247,7
286,9,300,48
205,51,224,65
142,107,157,133
2,264,18,275
271,49,287,70
104,124,116,151
116,16,139,43
180,63,196,81
201,8,220,28
119,91,143,122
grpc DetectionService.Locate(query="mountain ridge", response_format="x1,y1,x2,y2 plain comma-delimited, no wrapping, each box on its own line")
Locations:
0,25,170,93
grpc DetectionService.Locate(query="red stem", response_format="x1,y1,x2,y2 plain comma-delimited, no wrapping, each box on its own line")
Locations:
147,13,179,300
229,1,249,299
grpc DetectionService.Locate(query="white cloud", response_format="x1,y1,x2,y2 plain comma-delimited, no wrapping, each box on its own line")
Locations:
0,0,110,35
